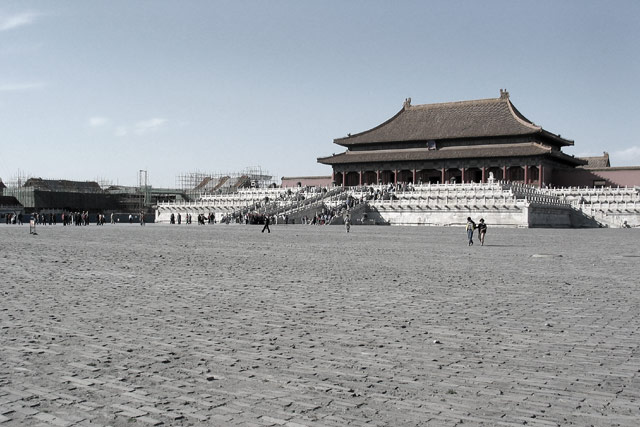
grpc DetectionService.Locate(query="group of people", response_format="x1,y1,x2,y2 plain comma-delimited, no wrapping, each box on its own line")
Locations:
4,212,23,225
61,211,93,226
466,217,487,246
3,211,147,226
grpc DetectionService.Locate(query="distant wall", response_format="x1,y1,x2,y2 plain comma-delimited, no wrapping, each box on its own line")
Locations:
554,167,640,188
281,176,332,188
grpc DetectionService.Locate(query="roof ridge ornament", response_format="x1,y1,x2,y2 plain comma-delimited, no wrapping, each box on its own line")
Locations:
499,89,510,99
403,97,412,109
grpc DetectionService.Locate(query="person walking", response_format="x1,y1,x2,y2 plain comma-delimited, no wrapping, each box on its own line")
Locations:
466,217,476,246
477,218,487,246
262,215,271,233
344,213,351,233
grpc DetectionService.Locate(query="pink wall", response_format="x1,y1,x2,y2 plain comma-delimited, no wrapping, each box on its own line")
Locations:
281,176,332,188
553,168,640,188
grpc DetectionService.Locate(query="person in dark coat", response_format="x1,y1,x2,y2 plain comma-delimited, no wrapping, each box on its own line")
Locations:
262,215,270,233
465,217,476,246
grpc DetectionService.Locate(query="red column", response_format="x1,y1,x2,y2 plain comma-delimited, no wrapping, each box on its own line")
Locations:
461,168,466,183
524,166,528,185
412,169,417,184
359,171,363,186
502,166,507,182
481,167,486,183
394,169,398,185
538,164,543,187
376,170,380,184
341,172,345,188
332,170,335,185
441,168,446,184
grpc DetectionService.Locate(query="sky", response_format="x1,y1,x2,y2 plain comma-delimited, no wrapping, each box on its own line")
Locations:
0,1,639,188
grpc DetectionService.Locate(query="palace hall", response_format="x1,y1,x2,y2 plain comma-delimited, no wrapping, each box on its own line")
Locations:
318,90,585,188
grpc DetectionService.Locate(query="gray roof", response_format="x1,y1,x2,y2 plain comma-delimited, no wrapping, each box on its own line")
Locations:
0,196,22,206
23,178,103,193
318,143,585,166
335,93,573,147
578,152,610,169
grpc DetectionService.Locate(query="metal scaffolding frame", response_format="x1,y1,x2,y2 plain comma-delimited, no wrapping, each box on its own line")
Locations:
175,166,277,198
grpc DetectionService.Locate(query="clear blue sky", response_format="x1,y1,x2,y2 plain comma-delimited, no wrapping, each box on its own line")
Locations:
1,1,638,187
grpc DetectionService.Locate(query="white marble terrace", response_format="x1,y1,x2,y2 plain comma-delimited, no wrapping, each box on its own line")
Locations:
155,182,640,227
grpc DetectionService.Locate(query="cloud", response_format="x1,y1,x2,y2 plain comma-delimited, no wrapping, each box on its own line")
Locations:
611,146,640,167
89,117,109,127
113,118,168,137
0,82,45,91
0,11,39,32
115,126,128,137
134,118,167,135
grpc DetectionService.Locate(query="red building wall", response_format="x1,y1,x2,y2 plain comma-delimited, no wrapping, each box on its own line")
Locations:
281,176,332,188
553,167,640,188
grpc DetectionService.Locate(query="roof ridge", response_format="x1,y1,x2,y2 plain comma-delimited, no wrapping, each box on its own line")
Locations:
407,97,502,110
506,100,541,132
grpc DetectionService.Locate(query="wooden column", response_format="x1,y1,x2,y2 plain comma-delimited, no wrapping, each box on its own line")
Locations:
441,168,446,184
481,166,486,183
412,169,417,184
502,166,507,182
376,170,380,184
341,172,345,188
461,168,466,183
538,164,543,187
394,169,398,186
524,166,528,185
359,171,363,186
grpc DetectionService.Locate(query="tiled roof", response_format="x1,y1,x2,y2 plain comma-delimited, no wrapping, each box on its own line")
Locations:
23,178,103,193
318,143,585,166
335,93,573,147
578,152,610,169
0,196,22,206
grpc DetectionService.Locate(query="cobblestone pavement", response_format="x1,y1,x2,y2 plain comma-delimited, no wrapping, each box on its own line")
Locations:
1,224,639,426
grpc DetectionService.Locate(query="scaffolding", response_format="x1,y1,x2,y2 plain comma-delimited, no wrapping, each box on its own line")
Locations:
175,166,278,199
138,170,150,210
3,171,35,207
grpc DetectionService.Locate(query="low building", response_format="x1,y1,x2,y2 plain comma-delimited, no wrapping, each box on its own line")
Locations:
281,176,332,188
554,152,640,188
0,195,24,222
4,178,118,212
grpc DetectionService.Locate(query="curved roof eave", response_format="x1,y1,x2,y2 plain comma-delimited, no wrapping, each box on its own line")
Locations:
333,107,406,147
540,129,574,146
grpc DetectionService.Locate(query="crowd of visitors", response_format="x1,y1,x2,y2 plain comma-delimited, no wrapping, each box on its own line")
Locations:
4,212,23,225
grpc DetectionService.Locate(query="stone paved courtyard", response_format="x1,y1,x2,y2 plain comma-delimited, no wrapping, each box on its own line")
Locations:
1,223,639,426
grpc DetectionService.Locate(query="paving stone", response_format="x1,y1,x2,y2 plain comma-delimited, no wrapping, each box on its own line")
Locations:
111,404,148,417
1,225,639,426
137,415,163,425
